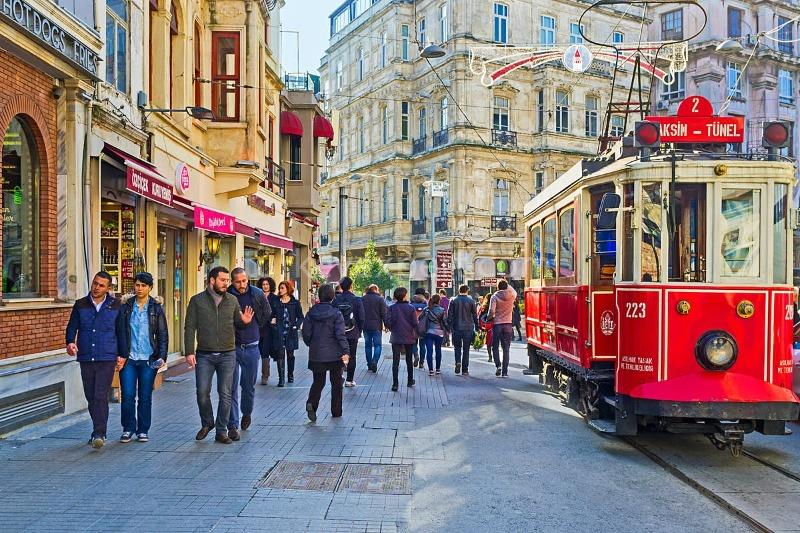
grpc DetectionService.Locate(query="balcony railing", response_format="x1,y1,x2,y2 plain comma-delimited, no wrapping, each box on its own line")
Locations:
412,218,427,235
432,129,449,148
412,136,427,155
263,157,286,198
320,235,329,247
492,129,517,148
491,214,517,231
434,216,448,232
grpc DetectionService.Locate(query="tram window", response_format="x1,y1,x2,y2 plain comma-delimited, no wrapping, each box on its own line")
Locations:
774,184,788,284
591,189,616,284
543,218,557,283
667,184,706,282
641,183,662,282
530,224,542,282
720,188,760,277
622,184,634,281
559,208,575,282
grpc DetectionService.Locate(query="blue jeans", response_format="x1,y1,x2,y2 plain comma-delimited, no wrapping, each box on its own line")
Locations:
424,333,443,370
414,337,427,364
229,343,261,430
452,330,475,370
120,359,157,434
195,350,236,433
363,329,382,366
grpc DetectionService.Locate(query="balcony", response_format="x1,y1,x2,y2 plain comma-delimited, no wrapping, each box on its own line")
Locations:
432,129,449,148
320,235,329,247
492,129,517,148
491,215,517,231
412,218,427,235
434,216,448,232
262,157,286,198
412,136,427,155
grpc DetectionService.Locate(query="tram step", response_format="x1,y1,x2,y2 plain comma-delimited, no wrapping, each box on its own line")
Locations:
587,418,617,434
601,395,617,408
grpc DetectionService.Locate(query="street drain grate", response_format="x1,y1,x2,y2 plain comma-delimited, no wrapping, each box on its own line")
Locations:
256,461,344,491
338,464,412,495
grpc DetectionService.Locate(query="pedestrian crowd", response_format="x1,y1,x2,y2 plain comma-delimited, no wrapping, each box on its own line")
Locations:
65,268,521,448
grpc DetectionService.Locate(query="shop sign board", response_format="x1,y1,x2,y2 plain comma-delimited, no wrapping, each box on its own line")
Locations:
481,277,500,287
175,163,190,194
194,205,236,235
0,0,101,80
644,95,744,144
247,194,276,215
436,250,453,288
126,166,173,207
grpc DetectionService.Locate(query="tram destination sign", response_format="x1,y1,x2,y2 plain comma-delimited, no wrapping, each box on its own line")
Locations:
645,95,744,144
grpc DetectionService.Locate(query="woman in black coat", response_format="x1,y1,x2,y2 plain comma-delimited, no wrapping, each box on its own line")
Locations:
257,277,279,385
271,280,304,386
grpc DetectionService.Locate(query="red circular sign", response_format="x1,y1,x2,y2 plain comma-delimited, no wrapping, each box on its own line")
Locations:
175,163,190,194
677,96,714,117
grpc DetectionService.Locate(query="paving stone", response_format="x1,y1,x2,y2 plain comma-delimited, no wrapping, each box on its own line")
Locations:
338,464,413,495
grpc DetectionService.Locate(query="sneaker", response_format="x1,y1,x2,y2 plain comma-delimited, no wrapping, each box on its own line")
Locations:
501,373,509,378
136,433,149,442
413,354,420,367
91,436,105,449
407,379,415,387
418,361,425,369
455,363,461,375
496,367,502,377
435,369,442,375
345,381,355,388
241,414,252,431
261,376,268,385
391,383,398,392
119,431,133,443
462,370,469,376
228,427,241,441
428,370,434,376
306,402,317,422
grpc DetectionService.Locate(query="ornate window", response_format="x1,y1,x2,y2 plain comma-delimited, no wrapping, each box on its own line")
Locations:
106,0,128,92
212,32,240,120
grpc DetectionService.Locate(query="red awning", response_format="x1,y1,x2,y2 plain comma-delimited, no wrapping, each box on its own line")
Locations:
320,263,340,282
102,143,162,176
313,114,334,140
280,111,304,137
259,231,294,251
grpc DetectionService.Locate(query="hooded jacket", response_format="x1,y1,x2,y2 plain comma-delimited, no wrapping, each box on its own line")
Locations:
488,286,518,325
385,301,419,345
118,294,169,361
302,302,349,363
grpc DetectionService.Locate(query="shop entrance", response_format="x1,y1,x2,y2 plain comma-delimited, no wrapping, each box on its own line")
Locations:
157,225,185,354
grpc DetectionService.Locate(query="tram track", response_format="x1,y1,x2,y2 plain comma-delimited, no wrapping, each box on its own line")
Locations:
622,435,800,533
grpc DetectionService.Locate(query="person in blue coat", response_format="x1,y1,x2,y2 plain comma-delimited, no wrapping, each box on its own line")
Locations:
65,271,126,449
385,287,418,392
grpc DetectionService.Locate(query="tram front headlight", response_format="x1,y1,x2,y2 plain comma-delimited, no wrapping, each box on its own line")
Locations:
696,331,738,371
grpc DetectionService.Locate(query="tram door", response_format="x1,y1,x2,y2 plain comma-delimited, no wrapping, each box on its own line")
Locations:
589,186,618,358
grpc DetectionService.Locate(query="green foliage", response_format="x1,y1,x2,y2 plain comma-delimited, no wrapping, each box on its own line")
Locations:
349,242,395,294
310,263,326,285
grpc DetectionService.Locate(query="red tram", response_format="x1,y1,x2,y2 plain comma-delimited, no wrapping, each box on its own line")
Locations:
523,98,800,454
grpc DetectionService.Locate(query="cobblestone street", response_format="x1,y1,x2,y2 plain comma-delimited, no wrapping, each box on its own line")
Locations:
0,342,777,532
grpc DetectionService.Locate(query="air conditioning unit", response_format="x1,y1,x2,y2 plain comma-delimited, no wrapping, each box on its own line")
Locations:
657,100,670,110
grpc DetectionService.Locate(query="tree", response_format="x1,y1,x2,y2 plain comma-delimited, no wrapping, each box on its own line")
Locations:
310,263,326,285
349,241,395,294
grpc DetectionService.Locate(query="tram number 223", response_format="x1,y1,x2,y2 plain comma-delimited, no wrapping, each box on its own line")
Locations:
625,302,647,319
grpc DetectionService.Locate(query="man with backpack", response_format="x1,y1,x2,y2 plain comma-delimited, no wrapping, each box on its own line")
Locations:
331,277,365,387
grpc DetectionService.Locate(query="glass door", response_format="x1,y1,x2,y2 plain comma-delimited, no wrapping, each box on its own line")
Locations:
157,226,184,354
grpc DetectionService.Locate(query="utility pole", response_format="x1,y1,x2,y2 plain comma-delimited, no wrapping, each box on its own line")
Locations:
338,186,347,278
430,188,436,295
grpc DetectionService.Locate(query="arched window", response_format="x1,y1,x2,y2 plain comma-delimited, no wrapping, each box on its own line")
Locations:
2,117,39,297
194,22,202,106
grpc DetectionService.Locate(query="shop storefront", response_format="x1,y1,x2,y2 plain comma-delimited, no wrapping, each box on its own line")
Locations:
471,257,526,296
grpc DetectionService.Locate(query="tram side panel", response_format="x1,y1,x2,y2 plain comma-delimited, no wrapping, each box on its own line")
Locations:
615,287,662,396
770,290,796,391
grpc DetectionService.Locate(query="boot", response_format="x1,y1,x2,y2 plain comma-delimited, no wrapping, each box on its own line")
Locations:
261,358,270,385
287,356,295,383
277,359,285,387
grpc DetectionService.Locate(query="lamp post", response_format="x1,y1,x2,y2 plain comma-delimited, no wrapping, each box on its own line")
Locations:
339,186,348,278
426,180,448,294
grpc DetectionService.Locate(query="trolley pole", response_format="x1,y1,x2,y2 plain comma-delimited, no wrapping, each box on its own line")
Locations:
338,186,347,278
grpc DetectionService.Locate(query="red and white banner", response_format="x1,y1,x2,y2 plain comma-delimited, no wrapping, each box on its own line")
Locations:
194,205,236,235
126,166,174,207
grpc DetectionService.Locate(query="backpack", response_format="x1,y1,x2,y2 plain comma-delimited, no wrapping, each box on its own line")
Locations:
338,303,356,332
416,309,430,337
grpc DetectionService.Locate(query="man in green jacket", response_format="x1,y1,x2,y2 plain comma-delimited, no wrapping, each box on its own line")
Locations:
184,266,254,444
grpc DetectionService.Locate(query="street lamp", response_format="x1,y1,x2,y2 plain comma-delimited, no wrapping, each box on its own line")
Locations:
203,234,221,264
285,249,296,270
141,106,215,120
426,180,449,294
715,39,745,53
420,44,447,59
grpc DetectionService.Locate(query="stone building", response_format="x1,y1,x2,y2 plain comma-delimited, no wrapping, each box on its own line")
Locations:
0,0,294,434
318,0,646,295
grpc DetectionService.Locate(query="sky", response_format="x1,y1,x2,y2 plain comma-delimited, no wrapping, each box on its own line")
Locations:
280,0,343,75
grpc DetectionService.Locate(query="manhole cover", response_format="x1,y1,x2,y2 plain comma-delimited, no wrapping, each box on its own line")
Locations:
256,461,344,491
338,464,412,495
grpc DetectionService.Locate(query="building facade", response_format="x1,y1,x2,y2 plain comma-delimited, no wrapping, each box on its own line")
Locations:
0,0,295,435
318,0,646,295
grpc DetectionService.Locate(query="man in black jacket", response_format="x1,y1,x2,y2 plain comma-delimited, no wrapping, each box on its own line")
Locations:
302,284,350,421
361,284,387,373
226,268,271,440
331,276,365,387
446,285,479,375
